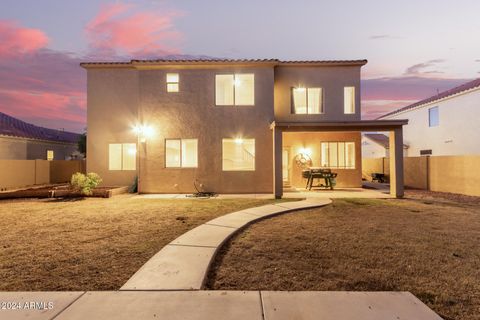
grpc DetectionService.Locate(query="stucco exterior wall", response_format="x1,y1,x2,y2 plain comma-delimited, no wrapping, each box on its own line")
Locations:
361,136,387,159
283,131,362,188
138,67,275,193
86,68,139,187
0,135,78,160
383,88,480,156
84,62,366,192
0,160,84,190
274,66,362,122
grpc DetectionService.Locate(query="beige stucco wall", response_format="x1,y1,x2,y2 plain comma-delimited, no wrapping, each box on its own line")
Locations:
0,135,78,160
274,66,362,122
86,68,139,187
362,155,480,196
50,160,86,183
429,156,480,196
84,62,365,193
138,66,275,193
283,131,362,188
0,160,85,190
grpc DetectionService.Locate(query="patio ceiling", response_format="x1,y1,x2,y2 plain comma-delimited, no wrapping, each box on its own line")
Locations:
270,120,408,132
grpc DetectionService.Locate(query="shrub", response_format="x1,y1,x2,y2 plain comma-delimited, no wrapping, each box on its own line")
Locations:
71,172,102,196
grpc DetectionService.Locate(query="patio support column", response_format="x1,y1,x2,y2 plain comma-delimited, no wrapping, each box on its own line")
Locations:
389,127,404,198
273,126,283,199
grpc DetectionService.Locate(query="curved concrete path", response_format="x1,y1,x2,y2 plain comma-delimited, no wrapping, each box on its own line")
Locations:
121,198,332,291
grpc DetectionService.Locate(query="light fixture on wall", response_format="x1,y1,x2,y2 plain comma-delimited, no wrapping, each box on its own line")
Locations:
299,147,312,157
234,138,244,145
133,125,154,143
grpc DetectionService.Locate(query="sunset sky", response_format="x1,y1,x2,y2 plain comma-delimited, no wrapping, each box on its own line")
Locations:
1,0,479,133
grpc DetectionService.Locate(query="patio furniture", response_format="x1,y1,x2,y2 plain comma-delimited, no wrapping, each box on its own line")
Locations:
371,173,386,183
303,168,338,190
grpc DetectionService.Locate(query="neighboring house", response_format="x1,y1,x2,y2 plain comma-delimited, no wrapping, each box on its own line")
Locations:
362,133,408,158
0,112,81,160
378,78,480,156
81,58,407,198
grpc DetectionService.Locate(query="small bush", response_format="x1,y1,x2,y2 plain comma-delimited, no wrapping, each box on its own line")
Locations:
71,172,102,196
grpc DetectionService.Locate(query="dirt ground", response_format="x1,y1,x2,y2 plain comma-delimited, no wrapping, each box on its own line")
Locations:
207,191,480,320
0,195,285,291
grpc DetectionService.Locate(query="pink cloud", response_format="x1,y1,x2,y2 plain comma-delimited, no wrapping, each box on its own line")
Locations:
0,20,49,57
85,3,183,57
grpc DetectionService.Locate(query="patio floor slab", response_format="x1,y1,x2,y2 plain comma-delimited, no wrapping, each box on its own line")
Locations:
261,291,442,320
0,291,84,320
121,245,216,290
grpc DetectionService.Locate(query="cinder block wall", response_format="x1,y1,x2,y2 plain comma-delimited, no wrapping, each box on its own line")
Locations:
0,160,85,190
362,155,480,196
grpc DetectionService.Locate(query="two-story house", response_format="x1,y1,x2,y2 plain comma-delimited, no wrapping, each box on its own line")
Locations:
81,59,407,198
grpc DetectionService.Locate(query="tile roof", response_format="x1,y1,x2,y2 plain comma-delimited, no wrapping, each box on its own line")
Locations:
378,78,480,119
363,133,408,148
80,59,368,68
0,112,81,144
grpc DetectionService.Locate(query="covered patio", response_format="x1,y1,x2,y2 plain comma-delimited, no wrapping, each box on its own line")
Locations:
271,120,408,199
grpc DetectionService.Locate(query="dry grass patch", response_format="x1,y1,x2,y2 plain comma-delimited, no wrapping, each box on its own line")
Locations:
207,192,480,320
0,195,288,291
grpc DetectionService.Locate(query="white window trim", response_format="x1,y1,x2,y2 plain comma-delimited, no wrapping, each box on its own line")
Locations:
222,138,256,171
215,73,255,106
291,87,324,114
344,86,355,114
321,141,356,169
165,138,198,168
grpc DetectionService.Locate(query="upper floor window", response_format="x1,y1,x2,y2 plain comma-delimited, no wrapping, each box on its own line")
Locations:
215,74,254,106
165,139,198,168
109,143,136,170
166,73,179,92
428,106,439,127
222,138,255,171
344,86,355,114
321,142,355,169
292,87,323,114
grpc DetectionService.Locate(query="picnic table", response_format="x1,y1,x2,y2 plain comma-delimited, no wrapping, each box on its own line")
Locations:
302,168,338,190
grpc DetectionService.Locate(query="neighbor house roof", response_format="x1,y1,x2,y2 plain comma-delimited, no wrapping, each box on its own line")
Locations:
80,59,368,68
363,133,408,149
0,112,80,144
378,78,480,119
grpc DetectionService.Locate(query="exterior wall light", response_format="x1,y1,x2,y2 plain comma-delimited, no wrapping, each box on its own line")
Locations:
133,125,154,143
299,147,312,157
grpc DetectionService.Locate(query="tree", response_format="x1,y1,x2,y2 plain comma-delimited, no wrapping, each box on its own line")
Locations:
78,130,86,155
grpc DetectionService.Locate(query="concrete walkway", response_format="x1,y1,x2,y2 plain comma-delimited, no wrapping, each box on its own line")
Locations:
0,290,441,320
121,198,332,290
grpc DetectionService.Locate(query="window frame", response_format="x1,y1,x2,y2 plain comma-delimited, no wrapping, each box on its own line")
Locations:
428,106,439,127
320,141,356,169
344,86,356,114
215,73,255,107
108,143,136,171
166,73,179,93
222,138,256,171
46,150,54,161
164,138,198,168
291,87,324,114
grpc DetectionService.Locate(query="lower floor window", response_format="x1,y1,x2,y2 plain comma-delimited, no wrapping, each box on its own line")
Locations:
321,142,355,169
165,139,198,168
109,143,136,170
47,150,54,161
222,138,255,171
